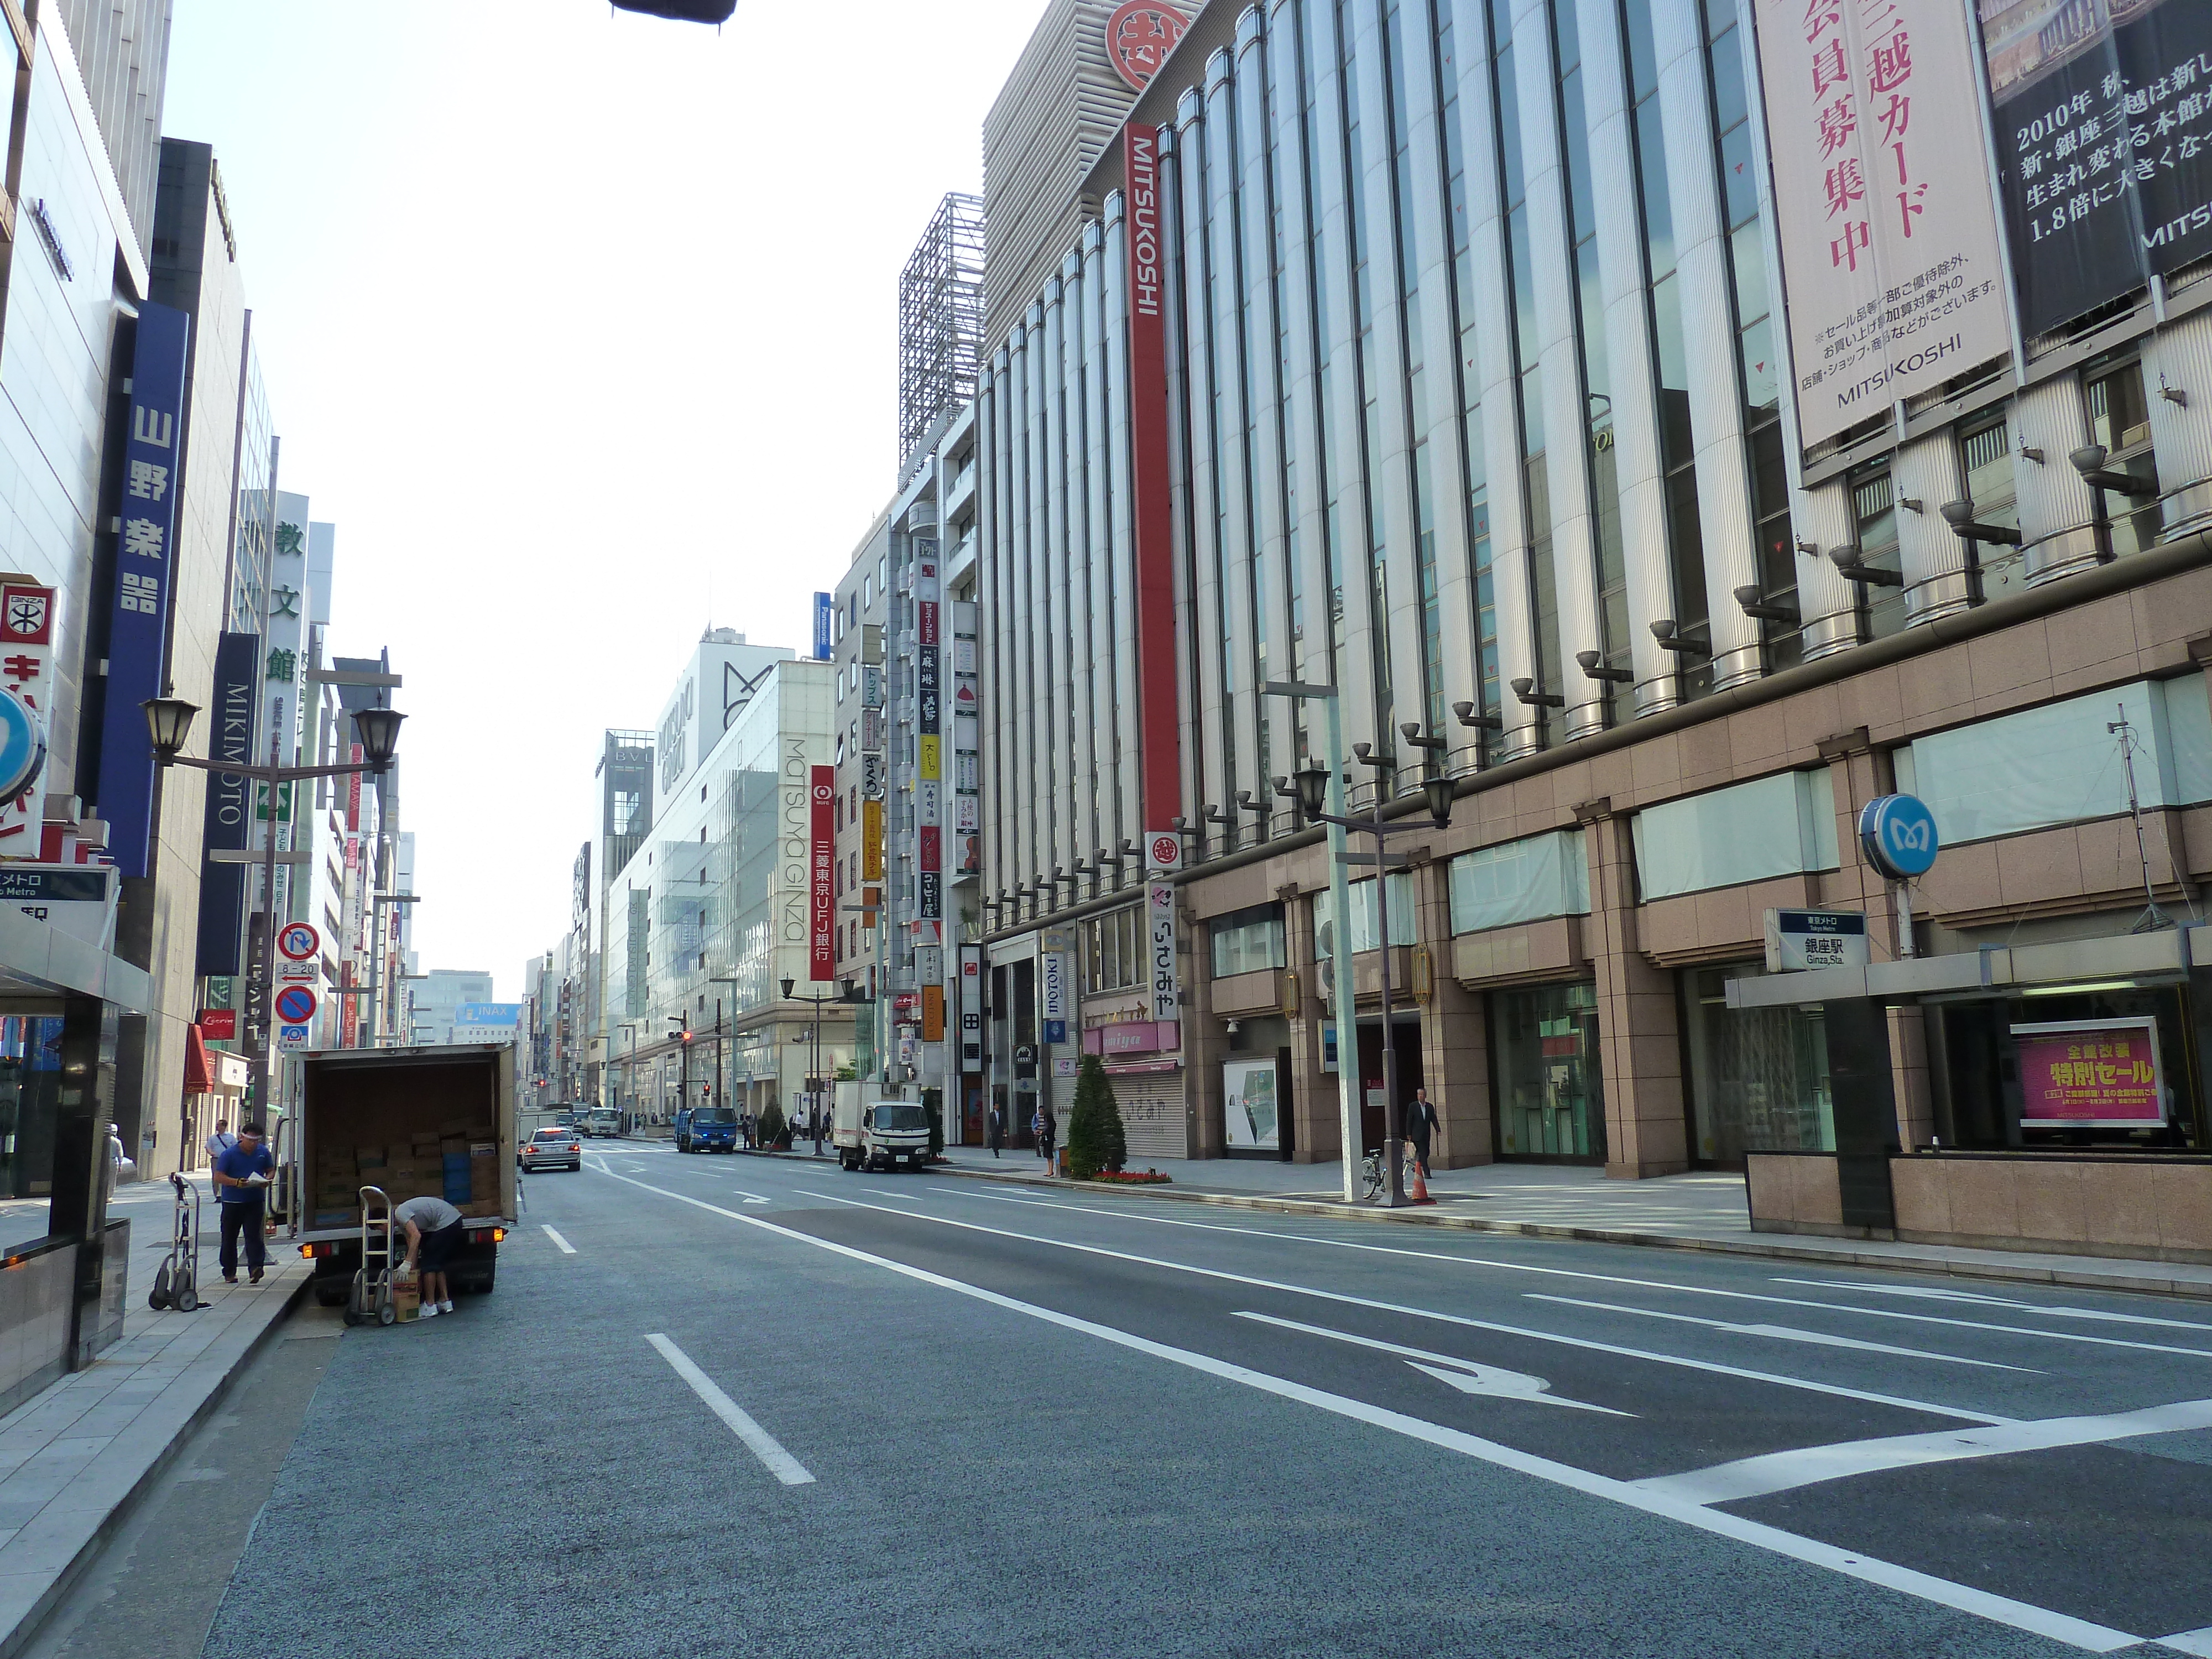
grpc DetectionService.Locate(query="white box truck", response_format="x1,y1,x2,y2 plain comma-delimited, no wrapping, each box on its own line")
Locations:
276,1044,518,1301
832,1083,933,1172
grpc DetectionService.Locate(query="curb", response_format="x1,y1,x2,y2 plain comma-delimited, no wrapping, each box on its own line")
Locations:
1,1270,314,1659
916,1161,2212,1305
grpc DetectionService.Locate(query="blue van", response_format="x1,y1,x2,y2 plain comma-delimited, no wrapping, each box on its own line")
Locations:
674,1105,738,1154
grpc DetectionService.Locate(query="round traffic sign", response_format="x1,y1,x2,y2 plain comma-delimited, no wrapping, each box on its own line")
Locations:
1858,794,1940,881
273,984,318,1026
276,922,321,962
0,685,45,807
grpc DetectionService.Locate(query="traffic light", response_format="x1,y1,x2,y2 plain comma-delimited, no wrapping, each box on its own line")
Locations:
610,1,737,20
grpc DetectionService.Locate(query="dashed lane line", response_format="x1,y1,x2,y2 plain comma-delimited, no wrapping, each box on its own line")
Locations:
1523,1294,2041,1372
645,1334,813,1485
591,1161,2133,1653
540,1224,577,1255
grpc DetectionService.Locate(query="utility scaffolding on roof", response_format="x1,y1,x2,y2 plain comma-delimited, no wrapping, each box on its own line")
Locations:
896,192,984,483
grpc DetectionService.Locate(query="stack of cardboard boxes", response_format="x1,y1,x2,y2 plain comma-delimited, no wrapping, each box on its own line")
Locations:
307,1118,503,1229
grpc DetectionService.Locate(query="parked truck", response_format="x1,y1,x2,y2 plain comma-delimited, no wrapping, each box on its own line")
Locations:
832,1083,933,1171
674,1104,738,1153
277,1044,518,1303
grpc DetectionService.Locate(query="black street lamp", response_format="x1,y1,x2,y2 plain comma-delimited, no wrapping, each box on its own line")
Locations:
143,697,403,1112
782,977,857,1156
1276,740,1454,1209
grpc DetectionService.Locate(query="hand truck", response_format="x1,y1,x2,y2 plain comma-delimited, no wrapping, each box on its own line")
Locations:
344,1186,398,1327
147,1171,202,1312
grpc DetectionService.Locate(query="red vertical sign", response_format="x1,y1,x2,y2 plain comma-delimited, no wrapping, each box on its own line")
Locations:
809,764,834,980
1126,122,1181,836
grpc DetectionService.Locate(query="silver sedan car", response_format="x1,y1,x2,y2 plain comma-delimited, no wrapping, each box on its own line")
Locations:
519,1126,582,1172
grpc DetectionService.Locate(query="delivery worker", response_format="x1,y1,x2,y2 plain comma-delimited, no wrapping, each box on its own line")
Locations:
211,1120,273,1284
394,1195,465,1319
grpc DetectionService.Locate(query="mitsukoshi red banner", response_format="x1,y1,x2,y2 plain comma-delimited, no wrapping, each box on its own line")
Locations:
1126,122,1181,837
809,764,834,980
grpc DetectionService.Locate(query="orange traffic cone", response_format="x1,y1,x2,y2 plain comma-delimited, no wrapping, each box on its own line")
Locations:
1407,1150,1435,1204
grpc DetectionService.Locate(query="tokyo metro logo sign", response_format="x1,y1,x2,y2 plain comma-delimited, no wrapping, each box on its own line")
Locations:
1106,3,1188,92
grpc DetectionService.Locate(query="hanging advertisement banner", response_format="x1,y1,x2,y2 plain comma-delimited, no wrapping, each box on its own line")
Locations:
1753,0,2013,448
1126,123,1183,832
810,764,834,980
1223,1058,1281,1150
922,983,945,1042
1147,878,1178,1022
2011,1016,2164,1128
1978,0,2212,338
812,591,832,660
860,751,886,800
0,583,55,857
195,631,260,977
97,301,191,878
862,797,884,881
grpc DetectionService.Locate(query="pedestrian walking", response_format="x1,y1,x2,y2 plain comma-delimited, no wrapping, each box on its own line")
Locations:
204,1118,236,1167
987,1104,1003,1157
1030,1104,1045,1158
1039,1105,1058,1170
211,1120,273,1285
1406,1087,1437,1179
395,1195,466,1319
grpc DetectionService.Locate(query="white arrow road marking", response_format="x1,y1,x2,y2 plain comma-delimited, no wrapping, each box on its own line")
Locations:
1526,1294,2041,1373
1771,1279,2212,1334
1233,1311,1634,1416
1636,1397,2212,1507
730,1191,771,1205
623,1162,647,1172
644,1334,813,1486
594,1165,2134,1653
540,1224,576,1254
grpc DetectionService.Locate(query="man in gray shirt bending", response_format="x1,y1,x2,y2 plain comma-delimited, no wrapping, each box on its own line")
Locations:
394,1196,465,1319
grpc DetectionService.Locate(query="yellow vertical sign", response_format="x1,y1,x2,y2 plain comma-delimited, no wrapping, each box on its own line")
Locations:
919,734,941,781
862,799,884,881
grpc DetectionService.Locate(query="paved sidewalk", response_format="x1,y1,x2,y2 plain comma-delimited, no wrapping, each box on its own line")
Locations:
930,1144,2212,1301
0,1175,307,1659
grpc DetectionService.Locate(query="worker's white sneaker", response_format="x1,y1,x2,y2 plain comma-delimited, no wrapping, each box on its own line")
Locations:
437,1300,454,1314
416,1303,439,1319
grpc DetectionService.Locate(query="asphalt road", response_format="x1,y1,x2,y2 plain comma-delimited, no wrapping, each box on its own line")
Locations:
60,1141,2212,1657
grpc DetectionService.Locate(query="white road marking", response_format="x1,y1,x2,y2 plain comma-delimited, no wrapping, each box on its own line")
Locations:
1526,1294,2040,1372
1235,1311,1633,1416
1635,1397,2212,1507
919,1187,2212,1359
540,1224,577,1254
929,1183,1050,1203
1771,1279,2212,1333
796,1187,2009,1423
2158,1625,2212,1656
595,1165,2134,1653
730,1191,771,1205
643,1334,813,1486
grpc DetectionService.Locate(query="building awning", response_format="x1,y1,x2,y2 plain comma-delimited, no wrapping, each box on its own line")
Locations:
183,1025,212,1093
1726,925,2205,1011
0,895,151,1012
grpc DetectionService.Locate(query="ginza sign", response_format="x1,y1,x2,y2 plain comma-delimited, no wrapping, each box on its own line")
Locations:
1756,0,2012,447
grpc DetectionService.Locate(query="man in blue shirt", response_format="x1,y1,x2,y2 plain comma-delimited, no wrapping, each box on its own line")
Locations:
212,1120,274,1285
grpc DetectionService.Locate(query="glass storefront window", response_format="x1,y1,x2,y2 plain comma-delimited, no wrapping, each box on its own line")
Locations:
1490,982,1604,1161
1682,965,1834,1165
0,1016,62,1250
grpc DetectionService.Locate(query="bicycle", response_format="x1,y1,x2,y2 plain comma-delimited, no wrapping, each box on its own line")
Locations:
1360,1148,1386,1202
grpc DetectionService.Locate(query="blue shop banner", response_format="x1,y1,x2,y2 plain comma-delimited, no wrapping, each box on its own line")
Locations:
812,591,832,660
97,301,190,879
194,630,259,974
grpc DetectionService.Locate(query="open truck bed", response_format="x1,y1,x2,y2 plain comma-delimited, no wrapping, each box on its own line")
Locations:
285,1044,518,1301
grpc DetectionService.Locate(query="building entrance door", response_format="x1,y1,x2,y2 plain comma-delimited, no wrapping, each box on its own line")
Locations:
1490,982,1606,1162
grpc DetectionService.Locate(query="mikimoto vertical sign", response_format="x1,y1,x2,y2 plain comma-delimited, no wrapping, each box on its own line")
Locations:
195,632,260,975
809,764,834,980
1126,123,1182,837
1752,0,2012,447
98,301,190,878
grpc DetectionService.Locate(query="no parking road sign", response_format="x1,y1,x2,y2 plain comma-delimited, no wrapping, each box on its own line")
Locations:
273,984,317,1027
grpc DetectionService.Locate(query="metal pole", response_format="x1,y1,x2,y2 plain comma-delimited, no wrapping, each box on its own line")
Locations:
258,731,280,1115
1322,696,1359,1204
1374,784,1404,1209
715,1000,724,1122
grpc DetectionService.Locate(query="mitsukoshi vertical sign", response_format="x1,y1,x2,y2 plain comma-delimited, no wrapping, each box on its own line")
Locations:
1126,123,1181,838
98,301,191,878
1755,0,2013,447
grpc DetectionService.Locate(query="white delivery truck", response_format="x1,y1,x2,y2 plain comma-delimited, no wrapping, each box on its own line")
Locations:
275,1044,519,1302
832,1083,933,1172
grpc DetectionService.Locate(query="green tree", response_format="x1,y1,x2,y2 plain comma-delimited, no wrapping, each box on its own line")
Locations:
1066,1055,1127,1178
758,1100,787,1149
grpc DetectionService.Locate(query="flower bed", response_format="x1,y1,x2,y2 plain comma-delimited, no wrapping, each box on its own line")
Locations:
1086,1168,1172,1185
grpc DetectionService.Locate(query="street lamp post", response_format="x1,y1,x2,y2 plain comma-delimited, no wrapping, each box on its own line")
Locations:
667,1017,691,1129
369,891,419,1046
780,978,853,1157
709,975,741,1134
1280,742,1454,1208
142,697,403,1115
616,1022,637,1131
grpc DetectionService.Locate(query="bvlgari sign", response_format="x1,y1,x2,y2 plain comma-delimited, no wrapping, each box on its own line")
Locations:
1106,3,1188,93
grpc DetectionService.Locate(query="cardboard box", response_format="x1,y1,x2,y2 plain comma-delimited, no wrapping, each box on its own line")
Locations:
391,1269,420,1322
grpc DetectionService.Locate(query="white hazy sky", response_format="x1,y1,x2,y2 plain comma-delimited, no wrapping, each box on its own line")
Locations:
163,0,1046,1000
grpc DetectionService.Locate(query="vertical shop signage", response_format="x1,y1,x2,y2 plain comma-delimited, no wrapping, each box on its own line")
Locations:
0,583,56,856
1752,0,2012,448
1126,123,1182,837
2011,1018,2164,1128
1147,878,1179,1022
97,301,190,879
862,797,884,881
1978,0,2212,338
195,632,260,975
959,945,982,1070
812,591,833,660
915,539,942,925
809,763,834,979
